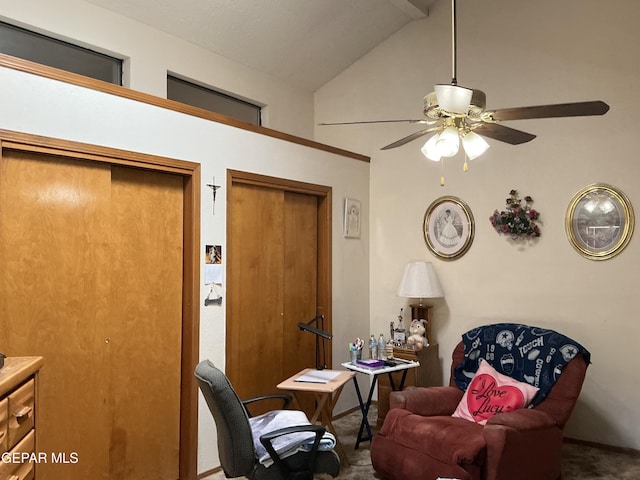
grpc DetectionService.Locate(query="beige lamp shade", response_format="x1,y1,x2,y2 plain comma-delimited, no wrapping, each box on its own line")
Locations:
397,261,444,299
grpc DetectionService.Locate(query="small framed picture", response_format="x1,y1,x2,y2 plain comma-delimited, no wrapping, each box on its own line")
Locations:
423,196,474,260
565,183,634,260
343,198,361,238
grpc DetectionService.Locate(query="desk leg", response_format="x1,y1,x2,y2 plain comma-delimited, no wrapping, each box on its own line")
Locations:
310,394,329,424
353,375,377,450
309,388,350,467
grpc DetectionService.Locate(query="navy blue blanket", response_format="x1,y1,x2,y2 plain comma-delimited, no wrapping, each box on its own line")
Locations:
453,323,591,406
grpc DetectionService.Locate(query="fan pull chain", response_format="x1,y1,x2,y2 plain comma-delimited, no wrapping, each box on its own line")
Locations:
463,152,469,172
440,159,445,186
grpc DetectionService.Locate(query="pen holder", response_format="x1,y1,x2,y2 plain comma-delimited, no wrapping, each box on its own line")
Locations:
350,349,362,363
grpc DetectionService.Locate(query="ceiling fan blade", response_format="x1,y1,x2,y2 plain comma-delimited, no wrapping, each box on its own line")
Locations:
380,127,440,150
319,119,430,126
489,101,609,121
474,123,536,145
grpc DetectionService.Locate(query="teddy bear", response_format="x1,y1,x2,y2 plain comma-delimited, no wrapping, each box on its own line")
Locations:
406,319,428,351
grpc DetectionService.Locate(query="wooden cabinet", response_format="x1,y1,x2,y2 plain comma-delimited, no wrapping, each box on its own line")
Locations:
377,344,441,426
0,356,43,480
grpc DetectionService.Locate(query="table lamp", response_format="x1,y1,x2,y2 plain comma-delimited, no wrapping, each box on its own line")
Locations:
397,261,444,344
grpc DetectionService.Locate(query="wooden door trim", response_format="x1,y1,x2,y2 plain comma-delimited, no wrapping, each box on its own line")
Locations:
0,129,200,480
227,169,333,367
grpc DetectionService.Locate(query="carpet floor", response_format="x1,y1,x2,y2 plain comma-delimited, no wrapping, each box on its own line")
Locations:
205,405,640,480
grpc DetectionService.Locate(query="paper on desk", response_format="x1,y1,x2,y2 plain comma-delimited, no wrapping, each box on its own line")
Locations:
294,370,342,384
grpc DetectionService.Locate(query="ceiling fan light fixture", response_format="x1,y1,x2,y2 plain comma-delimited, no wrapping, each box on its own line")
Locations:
421,134,442,161
436,126,460,157
434,84,473,114
461,131,490,160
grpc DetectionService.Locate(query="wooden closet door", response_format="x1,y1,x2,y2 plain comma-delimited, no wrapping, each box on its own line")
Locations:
227,183,285,407
0,152,184,479
282,191,318,379
0,150,113,477
108,166,183,479
227,183,317,414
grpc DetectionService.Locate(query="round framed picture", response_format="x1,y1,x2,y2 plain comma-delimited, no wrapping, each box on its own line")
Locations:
565,183,635,261
423,196,475,260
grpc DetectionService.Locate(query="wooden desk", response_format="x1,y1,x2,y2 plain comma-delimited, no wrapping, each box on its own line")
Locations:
277,369,355,465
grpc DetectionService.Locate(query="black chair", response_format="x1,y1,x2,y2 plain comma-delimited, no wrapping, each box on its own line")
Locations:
195,360,340,480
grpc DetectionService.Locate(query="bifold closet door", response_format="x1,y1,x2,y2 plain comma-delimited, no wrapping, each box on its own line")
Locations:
0,150,183,479
0,150,113,477
108,166,183,479
227,183,317,415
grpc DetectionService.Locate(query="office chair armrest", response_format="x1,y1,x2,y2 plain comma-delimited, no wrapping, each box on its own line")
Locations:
259,424,326,476
242,394,293,417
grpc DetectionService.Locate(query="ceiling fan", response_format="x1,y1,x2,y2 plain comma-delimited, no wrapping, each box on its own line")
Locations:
319,0,609,162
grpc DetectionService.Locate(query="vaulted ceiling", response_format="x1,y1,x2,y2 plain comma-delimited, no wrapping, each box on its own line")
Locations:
84,0,439,92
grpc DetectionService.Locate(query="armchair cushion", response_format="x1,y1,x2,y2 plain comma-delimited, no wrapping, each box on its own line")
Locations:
452,359,539,424
380,409,486,466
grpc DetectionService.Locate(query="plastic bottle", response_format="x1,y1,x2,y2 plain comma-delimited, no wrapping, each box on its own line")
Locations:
369,334,378,360
378,334,386,360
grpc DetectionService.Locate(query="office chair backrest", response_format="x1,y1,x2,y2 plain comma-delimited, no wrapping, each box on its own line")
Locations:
195,360,256,478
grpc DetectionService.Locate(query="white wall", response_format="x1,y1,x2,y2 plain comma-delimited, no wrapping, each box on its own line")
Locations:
0,65,369,478
315,0,640,450
0,0,315,139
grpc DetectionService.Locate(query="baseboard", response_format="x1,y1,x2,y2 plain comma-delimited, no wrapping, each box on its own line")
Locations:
197,466,222,479
564,437,640,456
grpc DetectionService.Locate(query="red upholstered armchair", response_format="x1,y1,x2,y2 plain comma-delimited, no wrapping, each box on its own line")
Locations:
371,333,589,480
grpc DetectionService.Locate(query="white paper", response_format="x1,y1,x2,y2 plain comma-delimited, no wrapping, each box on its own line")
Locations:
205,264,222,284
294,370,342,384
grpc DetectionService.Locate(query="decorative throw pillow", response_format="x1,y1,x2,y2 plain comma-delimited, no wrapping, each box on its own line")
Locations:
452,359,539,425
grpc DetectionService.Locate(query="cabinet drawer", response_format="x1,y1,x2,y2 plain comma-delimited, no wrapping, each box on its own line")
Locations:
0,428,35,480
0,398,7,453
7,380,34,451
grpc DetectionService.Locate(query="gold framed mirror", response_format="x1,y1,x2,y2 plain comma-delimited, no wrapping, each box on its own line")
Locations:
565,183,634,260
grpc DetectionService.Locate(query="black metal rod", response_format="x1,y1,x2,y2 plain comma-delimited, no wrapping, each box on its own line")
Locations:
451,0,458,85
297,315,332,339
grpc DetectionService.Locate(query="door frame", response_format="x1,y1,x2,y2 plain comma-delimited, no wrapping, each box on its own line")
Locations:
226,169,333,367
0,129,200,479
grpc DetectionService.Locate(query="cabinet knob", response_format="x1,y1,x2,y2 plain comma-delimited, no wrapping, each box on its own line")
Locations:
13,405,32,418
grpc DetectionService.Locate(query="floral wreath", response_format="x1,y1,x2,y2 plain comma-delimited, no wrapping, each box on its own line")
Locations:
490,190,541,238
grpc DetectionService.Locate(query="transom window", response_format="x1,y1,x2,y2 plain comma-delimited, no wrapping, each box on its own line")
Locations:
167,75,262,126
0,21,122,85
